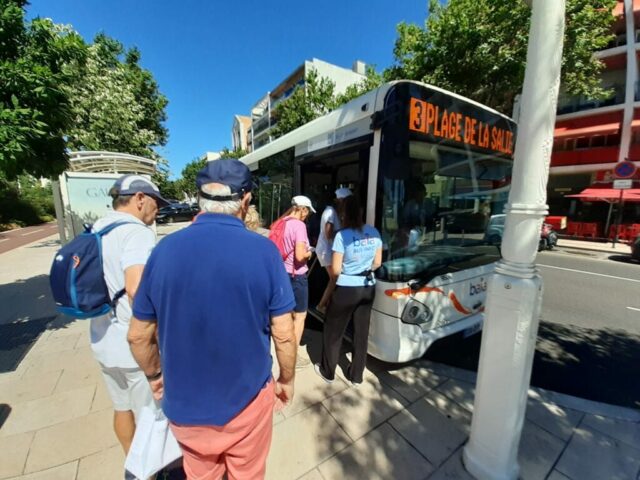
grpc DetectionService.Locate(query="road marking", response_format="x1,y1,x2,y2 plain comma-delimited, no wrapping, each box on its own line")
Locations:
538,264,640,284
627,307,640,312
21,229,44,236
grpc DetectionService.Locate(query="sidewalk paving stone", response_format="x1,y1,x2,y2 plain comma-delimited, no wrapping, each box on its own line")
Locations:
427,448,474,480
266,404,351,480
525,397,583,442
580,413,640,450
546,470,573,480
0,385,94,437
389,395,468,468
375,364,446,403
21,346,94,379
24,409,118,474
0,431,33,479
53,361,101,394
296,468,323,480
7,462,78,480
518,420,566,480
28,332,82,357
317,422,434,480
423,390,473,435
76,445,124,480
0,370,60,405
555,424,640,480
435,378,476,412
321,375,408,441
90,381,113,413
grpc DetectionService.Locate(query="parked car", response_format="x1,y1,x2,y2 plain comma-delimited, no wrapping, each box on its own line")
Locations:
484,214,558,251
156,203,199,223
631,234,640,261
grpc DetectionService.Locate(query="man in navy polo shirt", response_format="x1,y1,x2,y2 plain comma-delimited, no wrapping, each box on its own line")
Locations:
128,159,297,480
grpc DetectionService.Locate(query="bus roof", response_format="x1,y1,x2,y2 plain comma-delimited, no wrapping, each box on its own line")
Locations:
239,80,514,171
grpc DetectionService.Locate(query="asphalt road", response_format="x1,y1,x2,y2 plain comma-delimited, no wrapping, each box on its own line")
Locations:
0,223,59,254
424,246,640,409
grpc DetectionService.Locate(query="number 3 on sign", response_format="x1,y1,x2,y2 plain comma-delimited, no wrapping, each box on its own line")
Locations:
410,99,427,133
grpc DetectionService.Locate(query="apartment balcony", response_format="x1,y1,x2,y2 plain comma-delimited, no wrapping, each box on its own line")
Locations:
551,146,619,167
557,84,625,116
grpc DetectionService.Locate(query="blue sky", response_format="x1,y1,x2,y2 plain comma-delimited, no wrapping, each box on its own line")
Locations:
27,0,427,178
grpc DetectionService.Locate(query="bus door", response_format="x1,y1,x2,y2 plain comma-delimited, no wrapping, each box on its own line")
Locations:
297,144,371,310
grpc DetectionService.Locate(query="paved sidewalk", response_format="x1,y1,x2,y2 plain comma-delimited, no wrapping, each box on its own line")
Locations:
557,237,632,255
1,228,639,479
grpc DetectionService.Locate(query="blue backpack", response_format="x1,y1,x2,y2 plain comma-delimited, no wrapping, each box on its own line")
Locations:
49,221,135,319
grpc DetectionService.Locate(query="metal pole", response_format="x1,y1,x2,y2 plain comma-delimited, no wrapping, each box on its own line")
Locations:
462,1,565,479
604,201,614,241
613,189,624,247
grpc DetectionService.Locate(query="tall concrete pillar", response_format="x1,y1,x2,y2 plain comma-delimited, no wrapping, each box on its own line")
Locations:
462,1,566,479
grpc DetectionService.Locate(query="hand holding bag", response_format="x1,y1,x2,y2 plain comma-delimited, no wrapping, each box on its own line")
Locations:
124,405,182,479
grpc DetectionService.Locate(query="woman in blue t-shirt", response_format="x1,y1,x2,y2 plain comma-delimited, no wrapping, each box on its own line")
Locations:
314,195,383,387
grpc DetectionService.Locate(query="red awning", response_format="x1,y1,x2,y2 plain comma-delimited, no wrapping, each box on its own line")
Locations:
554,122,620,139
566,188,640,202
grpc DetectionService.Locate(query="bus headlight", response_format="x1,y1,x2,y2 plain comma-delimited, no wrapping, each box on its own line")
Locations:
401,299,433,326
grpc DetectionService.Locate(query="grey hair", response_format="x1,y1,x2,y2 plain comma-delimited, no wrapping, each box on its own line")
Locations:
198,184,242,215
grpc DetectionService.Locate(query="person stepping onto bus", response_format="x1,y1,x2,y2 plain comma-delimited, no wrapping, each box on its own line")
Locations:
315,187,352,314
272,195,315,369
314,195,383,387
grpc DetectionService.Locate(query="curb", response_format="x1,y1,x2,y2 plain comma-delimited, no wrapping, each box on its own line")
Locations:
422,360,640,422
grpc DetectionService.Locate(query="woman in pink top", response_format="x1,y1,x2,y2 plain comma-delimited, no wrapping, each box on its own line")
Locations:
271,195,315,368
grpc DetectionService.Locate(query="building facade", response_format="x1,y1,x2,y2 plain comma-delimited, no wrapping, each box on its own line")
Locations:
549,0,640,239
232,58,367,152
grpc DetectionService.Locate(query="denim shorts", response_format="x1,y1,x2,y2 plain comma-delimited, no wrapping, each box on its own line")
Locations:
290,274,308,313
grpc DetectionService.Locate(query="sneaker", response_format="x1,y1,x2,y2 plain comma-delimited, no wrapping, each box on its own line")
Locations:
313,363,334,384
296,356,311,369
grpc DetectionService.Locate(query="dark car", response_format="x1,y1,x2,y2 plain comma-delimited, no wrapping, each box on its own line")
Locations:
484,214,558,251
631,235,640,261
156,203,199,224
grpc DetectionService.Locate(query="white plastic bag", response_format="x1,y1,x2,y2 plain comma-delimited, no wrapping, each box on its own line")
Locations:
125,405,182,479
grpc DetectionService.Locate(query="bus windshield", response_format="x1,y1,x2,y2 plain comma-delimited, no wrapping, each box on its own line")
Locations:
377,140,512,282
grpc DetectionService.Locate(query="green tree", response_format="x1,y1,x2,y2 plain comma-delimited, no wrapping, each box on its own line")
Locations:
175,156,208,198
220,146,247,159
386,0,616,113
271,69,337,139
0,0,86,179
335,65,384,105
65,34,168,158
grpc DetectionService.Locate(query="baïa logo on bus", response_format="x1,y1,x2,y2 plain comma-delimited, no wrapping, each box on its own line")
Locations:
469,277,488,296
408,97,514,155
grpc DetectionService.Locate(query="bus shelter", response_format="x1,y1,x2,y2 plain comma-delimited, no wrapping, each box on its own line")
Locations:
52,151,157,244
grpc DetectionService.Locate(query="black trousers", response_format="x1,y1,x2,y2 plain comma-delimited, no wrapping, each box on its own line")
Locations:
320,284,375,383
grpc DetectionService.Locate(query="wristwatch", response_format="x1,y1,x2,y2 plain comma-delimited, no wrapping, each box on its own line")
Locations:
145,370,162,381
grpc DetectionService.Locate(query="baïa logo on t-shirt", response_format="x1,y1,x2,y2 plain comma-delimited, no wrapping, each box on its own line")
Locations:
352,235,377,247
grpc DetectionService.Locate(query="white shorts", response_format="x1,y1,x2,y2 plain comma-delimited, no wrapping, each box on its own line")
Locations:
99,364,155,420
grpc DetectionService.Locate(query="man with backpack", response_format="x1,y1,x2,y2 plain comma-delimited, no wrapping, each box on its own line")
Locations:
89,175,168,454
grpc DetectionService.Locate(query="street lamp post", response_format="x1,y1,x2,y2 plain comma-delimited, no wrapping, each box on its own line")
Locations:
462,1,565,479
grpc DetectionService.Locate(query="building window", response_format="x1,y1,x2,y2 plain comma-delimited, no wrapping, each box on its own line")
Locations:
576,137,589,149
590,135,605,148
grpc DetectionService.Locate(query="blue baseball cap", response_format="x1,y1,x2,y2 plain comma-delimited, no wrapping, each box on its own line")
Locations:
111,175,169,207
196,159,253,199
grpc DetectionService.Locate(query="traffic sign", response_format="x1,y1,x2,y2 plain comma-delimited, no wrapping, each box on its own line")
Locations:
614,179,632,189
613,161,637,179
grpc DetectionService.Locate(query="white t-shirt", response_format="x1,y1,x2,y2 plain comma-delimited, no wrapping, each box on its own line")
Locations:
90,211,156,368
315,206,340,267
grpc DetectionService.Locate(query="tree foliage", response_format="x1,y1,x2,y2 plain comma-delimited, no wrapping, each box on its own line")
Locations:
386,0,616,113
65,33,168,158
271,69,338,139
0,0,86,179
0,1,169,181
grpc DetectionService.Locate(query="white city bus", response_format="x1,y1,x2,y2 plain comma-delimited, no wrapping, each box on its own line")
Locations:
241,80,516,363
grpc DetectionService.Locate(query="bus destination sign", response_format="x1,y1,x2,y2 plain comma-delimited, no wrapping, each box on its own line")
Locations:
408,96,515,157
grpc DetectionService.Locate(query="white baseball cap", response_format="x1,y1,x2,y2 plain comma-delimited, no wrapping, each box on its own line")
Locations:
335,187,352,199
291,195,316,213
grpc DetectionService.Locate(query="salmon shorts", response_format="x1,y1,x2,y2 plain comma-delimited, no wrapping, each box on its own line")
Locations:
170,379,275,480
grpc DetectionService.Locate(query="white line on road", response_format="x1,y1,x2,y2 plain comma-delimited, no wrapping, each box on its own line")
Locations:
538,264,640,284
20,229,44,236
627,307,640,312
